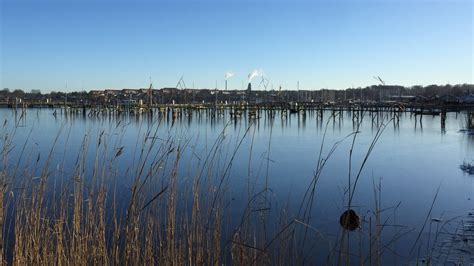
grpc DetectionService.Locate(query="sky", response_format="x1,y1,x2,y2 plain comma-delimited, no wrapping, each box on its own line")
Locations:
1,0,473,92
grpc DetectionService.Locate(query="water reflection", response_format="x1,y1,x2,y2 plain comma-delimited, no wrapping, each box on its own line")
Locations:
5,107,469,135
1,107,473,263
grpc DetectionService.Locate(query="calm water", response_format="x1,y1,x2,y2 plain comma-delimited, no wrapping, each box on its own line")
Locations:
2,108,473,263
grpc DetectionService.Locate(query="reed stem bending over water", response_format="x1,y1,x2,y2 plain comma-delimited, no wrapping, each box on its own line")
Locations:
0,111,451,265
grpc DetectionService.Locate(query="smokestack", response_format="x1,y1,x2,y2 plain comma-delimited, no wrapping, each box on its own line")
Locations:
149,82,153,106
247,69,262,103
246,82,252,103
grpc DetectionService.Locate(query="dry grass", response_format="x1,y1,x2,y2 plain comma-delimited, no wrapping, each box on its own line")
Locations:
0,109,447,265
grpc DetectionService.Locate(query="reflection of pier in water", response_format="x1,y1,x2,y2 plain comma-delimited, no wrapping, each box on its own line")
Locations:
8,102,470,132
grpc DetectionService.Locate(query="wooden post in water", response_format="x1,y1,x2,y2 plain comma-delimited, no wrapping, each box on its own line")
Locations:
441,108,446,131
419,107,423,124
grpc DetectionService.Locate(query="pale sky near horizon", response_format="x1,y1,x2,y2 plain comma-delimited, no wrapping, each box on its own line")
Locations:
1,0,473,92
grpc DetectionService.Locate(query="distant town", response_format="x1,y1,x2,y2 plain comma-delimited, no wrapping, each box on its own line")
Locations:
1,83,474,108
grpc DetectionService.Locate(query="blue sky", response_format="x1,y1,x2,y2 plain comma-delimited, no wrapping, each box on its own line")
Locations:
1,0,472,92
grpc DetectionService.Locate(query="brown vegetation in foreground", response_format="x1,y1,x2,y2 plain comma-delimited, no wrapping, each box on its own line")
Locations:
0,112,466,265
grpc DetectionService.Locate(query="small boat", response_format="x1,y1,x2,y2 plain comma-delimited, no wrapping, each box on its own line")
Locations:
459,129,474,135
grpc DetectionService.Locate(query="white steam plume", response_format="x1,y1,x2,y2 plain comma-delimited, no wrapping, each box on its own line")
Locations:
225,71,235,80
248,69,262,82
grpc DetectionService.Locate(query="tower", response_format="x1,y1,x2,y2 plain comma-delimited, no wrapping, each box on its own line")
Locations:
246,82,252,103
148,81,153,107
